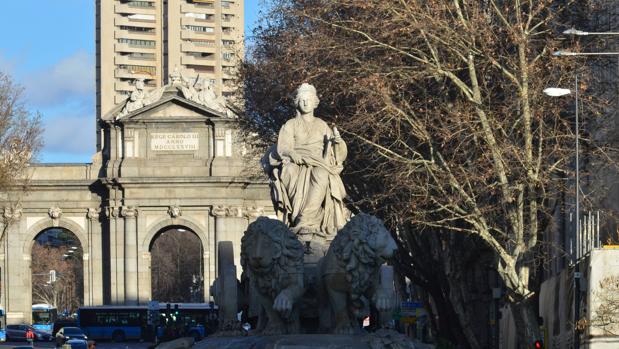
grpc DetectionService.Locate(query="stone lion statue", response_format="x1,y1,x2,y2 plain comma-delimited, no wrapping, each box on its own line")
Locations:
240,217,305,334
320,213,398,334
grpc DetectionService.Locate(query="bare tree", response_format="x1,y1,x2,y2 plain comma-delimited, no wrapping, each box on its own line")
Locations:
151,229,203,302
239,1,603,347
31,244,83,313
589,275,619,336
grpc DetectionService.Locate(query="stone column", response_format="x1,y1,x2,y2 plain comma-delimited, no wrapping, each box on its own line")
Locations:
87,208,104,305
122,206,139,305
210,205,228,279
212,205,247,279
2,206,24,324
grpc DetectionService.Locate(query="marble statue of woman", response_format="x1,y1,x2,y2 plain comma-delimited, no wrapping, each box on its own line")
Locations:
264,83,349,240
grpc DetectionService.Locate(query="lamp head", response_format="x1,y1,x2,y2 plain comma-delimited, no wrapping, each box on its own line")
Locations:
543,88,572,97
563,28,589,36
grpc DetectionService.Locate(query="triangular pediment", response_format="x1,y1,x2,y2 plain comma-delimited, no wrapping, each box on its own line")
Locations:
111,94,229,124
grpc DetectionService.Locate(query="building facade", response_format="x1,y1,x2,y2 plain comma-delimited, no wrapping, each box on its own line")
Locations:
96,0,244,149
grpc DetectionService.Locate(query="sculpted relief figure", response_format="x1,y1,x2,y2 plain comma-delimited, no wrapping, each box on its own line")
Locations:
264,83,350,240
179,75,228,114
117,79,164,118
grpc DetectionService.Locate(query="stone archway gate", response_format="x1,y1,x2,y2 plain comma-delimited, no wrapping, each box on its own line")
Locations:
0,85,272,325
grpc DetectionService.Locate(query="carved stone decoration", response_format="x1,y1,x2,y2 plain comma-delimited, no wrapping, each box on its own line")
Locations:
179,74,229,114
262,83,350,241
105,206,119,219
117,79,165,119
48,206,62,227
320,214,398,335
244,206,264,219
211,205,229,218
240,217,305,335
86,208,100,221
3,205,22,223
120,206,138,218
168,205,182,218
48,207,62,220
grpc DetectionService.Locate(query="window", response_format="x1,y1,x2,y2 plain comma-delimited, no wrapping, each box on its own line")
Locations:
117,64,156,75
183,25,214,33
186,65,215,73
189,39,216,47
119,25,155,33
122,52,155,60
222,40,235,47
221,1,232,8
121,1,155,8
184,12,213,21
127,14,155,21
222,14,234,21
222,27,233,34
118,38,156,48
222,52,234,61
187,52,214,59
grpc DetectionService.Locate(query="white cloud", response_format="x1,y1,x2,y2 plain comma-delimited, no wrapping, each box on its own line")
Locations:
22,50,94,106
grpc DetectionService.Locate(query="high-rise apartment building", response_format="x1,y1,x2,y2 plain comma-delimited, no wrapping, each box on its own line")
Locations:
96,0,244,144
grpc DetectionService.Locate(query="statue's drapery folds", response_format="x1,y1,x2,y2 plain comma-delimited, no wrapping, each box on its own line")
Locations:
264,83,349,238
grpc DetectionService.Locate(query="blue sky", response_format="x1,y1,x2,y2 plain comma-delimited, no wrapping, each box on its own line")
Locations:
0,0,262,163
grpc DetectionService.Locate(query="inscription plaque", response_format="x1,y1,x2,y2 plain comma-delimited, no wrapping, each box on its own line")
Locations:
151,133,199,151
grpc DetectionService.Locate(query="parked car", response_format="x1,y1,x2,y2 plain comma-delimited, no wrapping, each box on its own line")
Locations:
53,320,78,336
55,327,88,347
64,339,88,349
6,325,53,341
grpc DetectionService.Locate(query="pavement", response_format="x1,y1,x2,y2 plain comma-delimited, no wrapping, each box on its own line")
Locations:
0,341,155,349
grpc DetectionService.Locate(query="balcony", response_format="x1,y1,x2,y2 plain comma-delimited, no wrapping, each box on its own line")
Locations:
181,42,216,54
115,3,156,15
114,16,156,29
115,68,154,80
181,30,215,41
181,3,215,14
115,80,135,92
114,55,157,66
181,16,214,26
114,43,155,54
181,55,216,66
114,29,157,42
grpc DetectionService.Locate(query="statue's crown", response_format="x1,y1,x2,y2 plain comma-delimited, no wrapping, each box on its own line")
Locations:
296,83,317,96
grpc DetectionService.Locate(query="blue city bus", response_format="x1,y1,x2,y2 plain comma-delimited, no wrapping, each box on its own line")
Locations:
77,306,146,342
0,307,6,341
32,304,57,333
77,303,217,342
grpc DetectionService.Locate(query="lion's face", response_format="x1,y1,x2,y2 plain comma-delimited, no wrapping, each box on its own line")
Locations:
370,227,398,261
244,233,280,273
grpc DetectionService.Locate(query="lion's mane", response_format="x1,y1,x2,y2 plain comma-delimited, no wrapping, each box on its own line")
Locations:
240,217,304,299
329,213,392,308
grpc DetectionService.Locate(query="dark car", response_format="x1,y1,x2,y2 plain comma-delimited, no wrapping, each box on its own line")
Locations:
6,325,53,341
64,339,88,349
55,327,87,347
52,320,78,336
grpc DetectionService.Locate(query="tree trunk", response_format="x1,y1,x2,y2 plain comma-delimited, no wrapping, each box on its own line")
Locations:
510,297,541,349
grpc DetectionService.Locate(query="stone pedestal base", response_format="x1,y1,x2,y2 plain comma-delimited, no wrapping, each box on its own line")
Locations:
193,331,416,349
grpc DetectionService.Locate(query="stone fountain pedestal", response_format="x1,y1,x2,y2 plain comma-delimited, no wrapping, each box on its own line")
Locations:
193,331,416,349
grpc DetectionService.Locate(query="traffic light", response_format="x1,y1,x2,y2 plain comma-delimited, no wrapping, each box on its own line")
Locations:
174,304,179,316
533,340,543,349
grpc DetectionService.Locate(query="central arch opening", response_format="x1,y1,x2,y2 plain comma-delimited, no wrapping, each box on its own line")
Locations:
31,228,83,325
150,225,204,302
